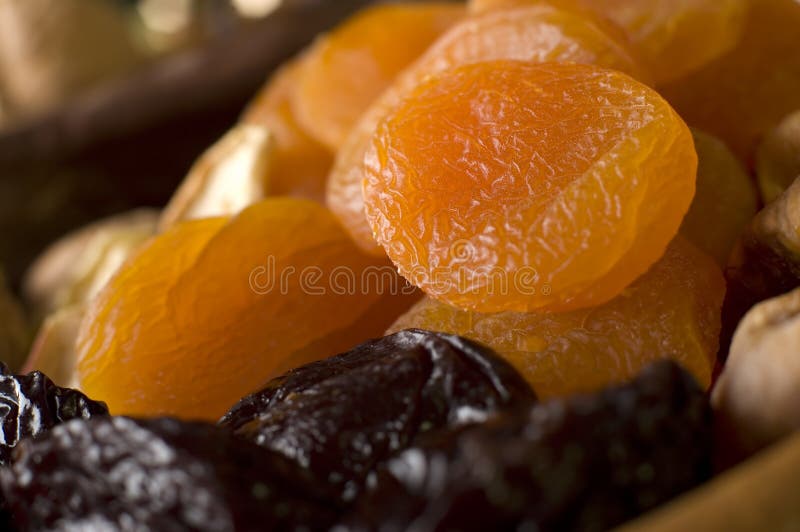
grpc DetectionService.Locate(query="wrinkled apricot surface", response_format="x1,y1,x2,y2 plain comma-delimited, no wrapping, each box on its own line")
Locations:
471,0,749,84
292,2,464,151
243,58,333,203
388,237,724,399
76,199,384,420
679,129,759,266
326,3,650,256
660,0,800,163
364,60,696,313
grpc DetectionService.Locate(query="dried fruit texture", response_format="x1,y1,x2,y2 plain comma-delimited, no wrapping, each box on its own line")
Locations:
292,2,465,150
756,109,800,204
346,361,712,532
159,124,272,231
470,0,749,84
76,199,385,421
0,270,29,371
242,58,334,203
713,288,800,456
660,0,800,164
327,4,650,256
287,279,422,368
0,417,340,530
23,208,158,320
0,366,108,465
679,129,759,266
365,60,696,313
220,329,536,502
389,238,723,399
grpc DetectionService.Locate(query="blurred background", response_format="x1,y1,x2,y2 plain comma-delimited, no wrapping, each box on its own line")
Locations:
0,0,372,289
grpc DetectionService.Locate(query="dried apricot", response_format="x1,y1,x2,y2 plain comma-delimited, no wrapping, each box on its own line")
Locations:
365,60,696,313
660,0,800,163
326,3,650,256
679,129,758,266
388,237,723,399
471,0,749,84
292,3,464,150
76,199,384,420
242,58,333,202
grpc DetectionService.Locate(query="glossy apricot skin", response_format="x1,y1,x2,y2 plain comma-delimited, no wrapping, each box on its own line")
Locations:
470,0,749,84
326,3,650,257
389,238,724,399
660,0,800,164
76,199,384,421
679,129,759,266
242,58,333,203
292,2,464,150
364,60,696,313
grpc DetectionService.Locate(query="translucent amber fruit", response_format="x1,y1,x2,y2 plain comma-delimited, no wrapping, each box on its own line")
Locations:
327,3,650,257
288,282,422,372
159,124,271,231
76,199,384,420
24,304,85,388
23,209,158,319
756,110,800,204
292,2,464,150
660,0,800,163
242,59,333,203
470,0,749,84
364,60,696,313
388,237,723,399
679,129,759,266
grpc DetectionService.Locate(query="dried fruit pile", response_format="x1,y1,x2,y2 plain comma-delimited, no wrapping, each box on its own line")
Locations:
0,334,711,531
6,0,800,529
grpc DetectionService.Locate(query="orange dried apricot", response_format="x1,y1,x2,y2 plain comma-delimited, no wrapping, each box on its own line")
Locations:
327,3,650,256
388,237,724,399
679,129,759,266
242,58,333,202
292,2,464,150
364,60,696,313
76,199,384,420
660,0,800,164
289,282,422,371
471,0,749,84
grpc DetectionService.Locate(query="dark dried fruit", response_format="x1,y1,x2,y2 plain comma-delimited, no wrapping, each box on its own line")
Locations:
219,329,536,502
0,417,340,531
0,366,108,465
344,360,712,532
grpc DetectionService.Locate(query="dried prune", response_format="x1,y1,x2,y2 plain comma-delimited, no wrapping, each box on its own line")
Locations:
219,329,536,502
0,417,340,531
344,360,712,532
0,366,108,465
